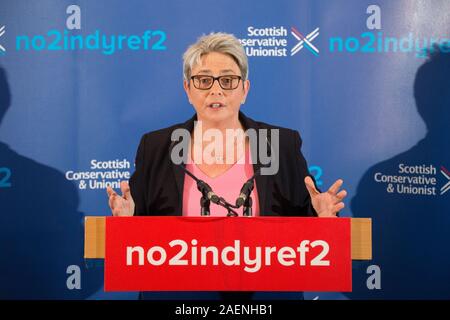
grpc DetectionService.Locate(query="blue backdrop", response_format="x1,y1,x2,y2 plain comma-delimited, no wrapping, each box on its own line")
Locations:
0,0,449,299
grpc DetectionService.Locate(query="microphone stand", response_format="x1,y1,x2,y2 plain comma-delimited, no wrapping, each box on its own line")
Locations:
170,139,254,217
174,158,237,217
236,137,272,217
200,194,211,216
176,161,216,216
243,196,252,217
217,197,239,217
193,177,215,217
235,176,255,217
181,165,241,217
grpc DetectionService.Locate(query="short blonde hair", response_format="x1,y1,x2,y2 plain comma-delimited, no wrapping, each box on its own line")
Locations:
182,32,249,82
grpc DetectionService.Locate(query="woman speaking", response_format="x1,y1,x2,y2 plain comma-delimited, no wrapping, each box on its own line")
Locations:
106,33,347,300
107,32,346,219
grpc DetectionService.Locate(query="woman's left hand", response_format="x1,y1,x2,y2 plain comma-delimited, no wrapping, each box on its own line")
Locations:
304,176,347,217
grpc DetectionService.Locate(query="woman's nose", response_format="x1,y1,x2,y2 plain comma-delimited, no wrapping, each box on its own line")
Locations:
209,79,224,95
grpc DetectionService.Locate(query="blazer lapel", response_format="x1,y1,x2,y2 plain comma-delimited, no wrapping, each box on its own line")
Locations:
170,115,197,215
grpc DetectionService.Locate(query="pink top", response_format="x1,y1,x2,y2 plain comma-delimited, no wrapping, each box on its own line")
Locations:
182,147,260,217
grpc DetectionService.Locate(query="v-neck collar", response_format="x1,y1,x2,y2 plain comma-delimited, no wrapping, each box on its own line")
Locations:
171,111,270,215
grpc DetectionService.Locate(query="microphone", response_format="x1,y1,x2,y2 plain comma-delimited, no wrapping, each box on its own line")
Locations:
196,180,220,204
235,178,255,208
234,135,273,210
169,139,220,204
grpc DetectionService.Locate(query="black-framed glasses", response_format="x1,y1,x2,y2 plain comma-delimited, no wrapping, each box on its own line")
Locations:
190,75,242,90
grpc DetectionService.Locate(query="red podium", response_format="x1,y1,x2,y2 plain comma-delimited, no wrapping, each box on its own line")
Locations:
85,216,372,292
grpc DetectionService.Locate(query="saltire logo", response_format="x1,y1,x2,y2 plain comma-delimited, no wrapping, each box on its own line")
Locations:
441,166,450,195
0,25,5,54
291,26,319,56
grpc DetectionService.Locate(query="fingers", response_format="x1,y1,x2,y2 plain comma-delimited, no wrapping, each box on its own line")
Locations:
108,182,129,198
106,186,116,197
108,193,117,211
110,193,127,216
328,179,344,195
333,202,345,212
317,202,345,218
107,186,124,215
120,181,131,199
304,176,319,196
107,186,116,208
106,184,134,216
336,189,347,200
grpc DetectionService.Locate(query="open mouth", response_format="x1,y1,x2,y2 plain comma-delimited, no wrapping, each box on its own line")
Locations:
208,103,225,109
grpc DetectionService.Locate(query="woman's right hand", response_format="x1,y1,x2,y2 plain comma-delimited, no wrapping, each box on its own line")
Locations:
106,181,135,216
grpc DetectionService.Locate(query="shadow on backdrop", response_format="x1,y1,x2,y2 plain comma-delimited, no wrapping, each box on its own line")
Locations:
348,48,450,299
0,66,102,299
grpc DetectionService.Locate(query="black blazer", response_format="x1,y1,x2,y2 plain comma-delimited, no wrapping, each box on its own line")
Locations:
129,112,317,217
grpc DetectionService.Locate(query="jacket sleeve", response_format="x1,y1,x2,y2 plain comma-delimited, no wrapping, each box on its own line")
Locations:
129,134,149,216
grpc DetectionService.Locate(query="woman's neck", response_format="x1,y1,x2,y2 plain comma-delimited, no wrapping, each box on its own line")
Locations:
196,115,244,134
191,115,248,165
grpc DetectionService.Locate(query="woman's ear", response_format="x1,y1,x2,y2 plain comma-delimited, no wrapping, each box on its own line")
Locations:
242,79,250,104
183,79,192,104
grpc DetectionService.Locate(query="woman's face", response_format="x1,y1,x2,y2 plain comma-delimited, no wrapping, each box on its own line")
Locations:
184,52,250,125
